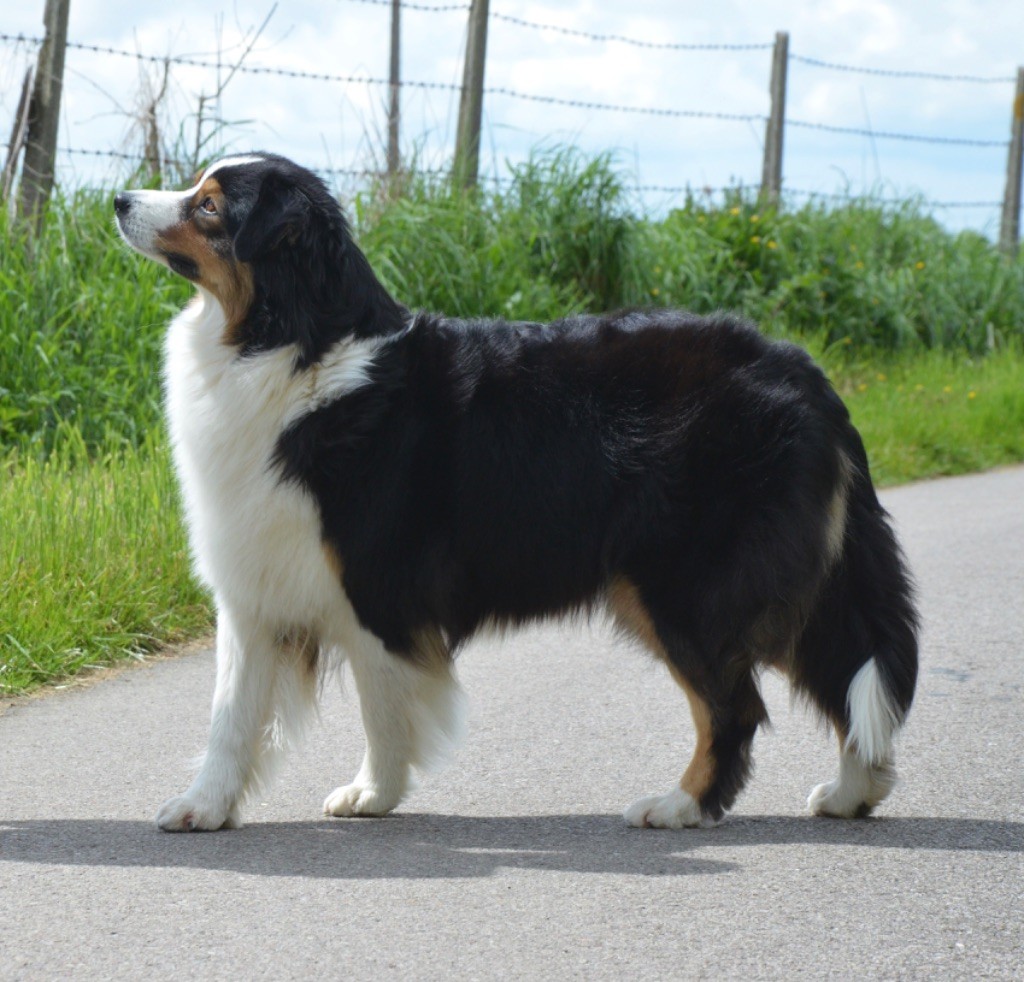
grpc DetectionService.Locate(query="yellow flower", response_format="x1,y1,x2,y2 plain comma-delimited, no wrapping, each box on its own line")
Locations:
730,207,741,216
876,373,887,381
750,214,760,223
915,261,926,270
854,261,865,270
751,235,761,244
968,391,977,399
857,383,869,392
767,240,778,250
651,287,661,297
943,385,953,393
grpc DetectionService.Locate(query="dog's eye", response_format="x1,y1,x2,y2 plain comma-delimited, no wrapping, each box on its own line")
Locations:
198,197,217,215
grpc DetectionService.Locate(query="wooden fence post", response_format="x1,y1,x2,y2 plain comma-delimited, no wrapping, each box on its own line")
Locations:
999,67,1024,257
454,0,490,188
18,0,71,230
387,0,401,182
1,67,34,214
760,30,789,206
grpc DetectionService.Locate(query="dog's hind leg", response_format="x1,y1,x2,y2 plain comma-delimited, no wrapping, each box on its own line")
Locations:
157,604,296,831
324,627,465,818
623,665,766,829
609,578,768,828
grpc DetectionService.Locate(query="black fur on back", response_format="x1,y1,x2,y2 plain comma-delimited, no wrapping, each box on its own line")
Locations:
276,309,869,659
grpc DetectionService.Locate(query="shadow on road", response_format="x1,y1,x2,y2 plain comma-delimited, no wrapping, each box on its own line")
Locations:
1,813,1020,880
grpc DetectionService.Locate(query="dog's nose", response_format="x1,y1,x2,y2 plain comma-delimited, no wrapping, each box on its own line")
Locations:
114,192,132,217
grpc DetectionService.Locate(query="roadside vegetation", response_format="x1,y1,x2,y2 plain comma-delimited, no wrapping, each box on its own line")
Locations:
3,148,1023,693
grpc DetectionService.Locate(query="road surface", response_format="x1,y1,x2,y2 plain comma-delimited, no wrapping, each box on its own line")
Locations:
2,467,1022,979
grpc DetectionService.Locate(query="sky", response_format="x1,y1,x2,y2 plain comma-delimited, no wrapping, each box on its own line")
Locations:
3,0,1023,235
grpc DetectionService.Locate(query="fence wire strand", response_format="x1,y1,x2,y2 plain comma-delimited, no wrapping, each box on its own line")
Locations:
336,0,774,48
790,53,1015,84
35,146,999,210
490,12,772,51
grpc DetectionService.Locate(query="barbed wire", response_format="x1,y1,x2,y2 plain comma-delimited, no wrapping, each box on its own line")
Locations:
339,0,469,11
486,87,764,123
782,187,1000,208
336,0,774,49
489,12,771,51
39,146,999,210
787,117,1007,148
1,25,1015,84
0,33,761,127
333,2,1016,73
790,53,1015,85
0,33,462,89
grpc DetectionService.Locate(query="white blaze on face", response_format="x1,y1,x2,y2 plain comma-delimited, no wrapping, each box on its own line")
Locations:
201,154,265,178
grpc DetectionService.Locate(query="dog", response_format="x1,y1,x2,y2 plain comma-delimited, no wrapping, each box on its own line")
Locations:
114,152,918,831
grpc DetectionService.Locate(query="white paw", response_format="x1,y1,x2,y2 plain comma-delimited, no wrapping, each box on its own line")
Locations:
802,778,860,819
624,788,716,829
323,782,401,818
156,793,241,832
808,752,895,818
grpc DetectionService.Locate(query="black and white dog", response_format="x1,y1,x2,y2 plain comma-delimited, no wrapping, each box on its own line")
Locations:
114,153,918,831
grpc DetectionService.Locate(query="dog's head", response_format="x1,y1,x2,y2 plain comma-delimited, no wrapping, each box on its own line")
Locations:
115,153,404,364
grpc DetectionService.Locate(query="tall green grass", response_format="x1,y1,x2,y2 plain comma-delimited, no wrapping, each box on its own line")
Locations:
0,190,189,454
2,147,1023,694
1,432,208,693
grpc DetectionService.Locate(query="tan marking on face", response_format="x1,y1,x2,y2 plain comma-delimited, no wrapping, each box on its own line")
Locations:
193,176,224,210
155,175,254,341
607,576,717,803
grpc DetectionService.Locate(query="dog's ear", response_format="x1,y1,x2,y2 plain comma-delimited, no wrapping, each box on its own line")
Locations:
233,173,310,263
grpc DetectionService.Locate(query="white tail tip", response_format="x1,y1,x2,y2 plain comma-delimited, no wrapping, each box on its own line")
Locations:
846,658,900,764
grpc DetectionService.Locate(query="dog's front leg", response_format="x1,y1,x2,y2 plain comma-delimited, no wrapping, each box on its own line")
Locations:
324,627,463,818
157,605,277,831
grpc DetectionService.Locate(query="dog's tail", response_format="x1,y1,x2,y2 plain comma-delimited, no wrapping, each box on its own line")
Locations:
793,426,919,764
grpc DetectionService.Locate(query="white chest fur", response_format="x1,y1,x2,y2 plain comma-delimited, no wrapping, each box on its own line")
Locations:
163,293,378,629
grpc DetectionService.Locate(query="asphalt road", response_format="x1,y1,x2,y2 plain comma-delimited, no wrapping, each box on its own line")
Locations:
2,467,1022,980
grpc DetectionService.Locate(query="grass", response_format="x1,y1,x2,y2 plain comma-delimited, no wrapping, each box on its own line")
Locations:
1,146,1023,695
0,190,190,454
0,432,209,694
819,342,1024,486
